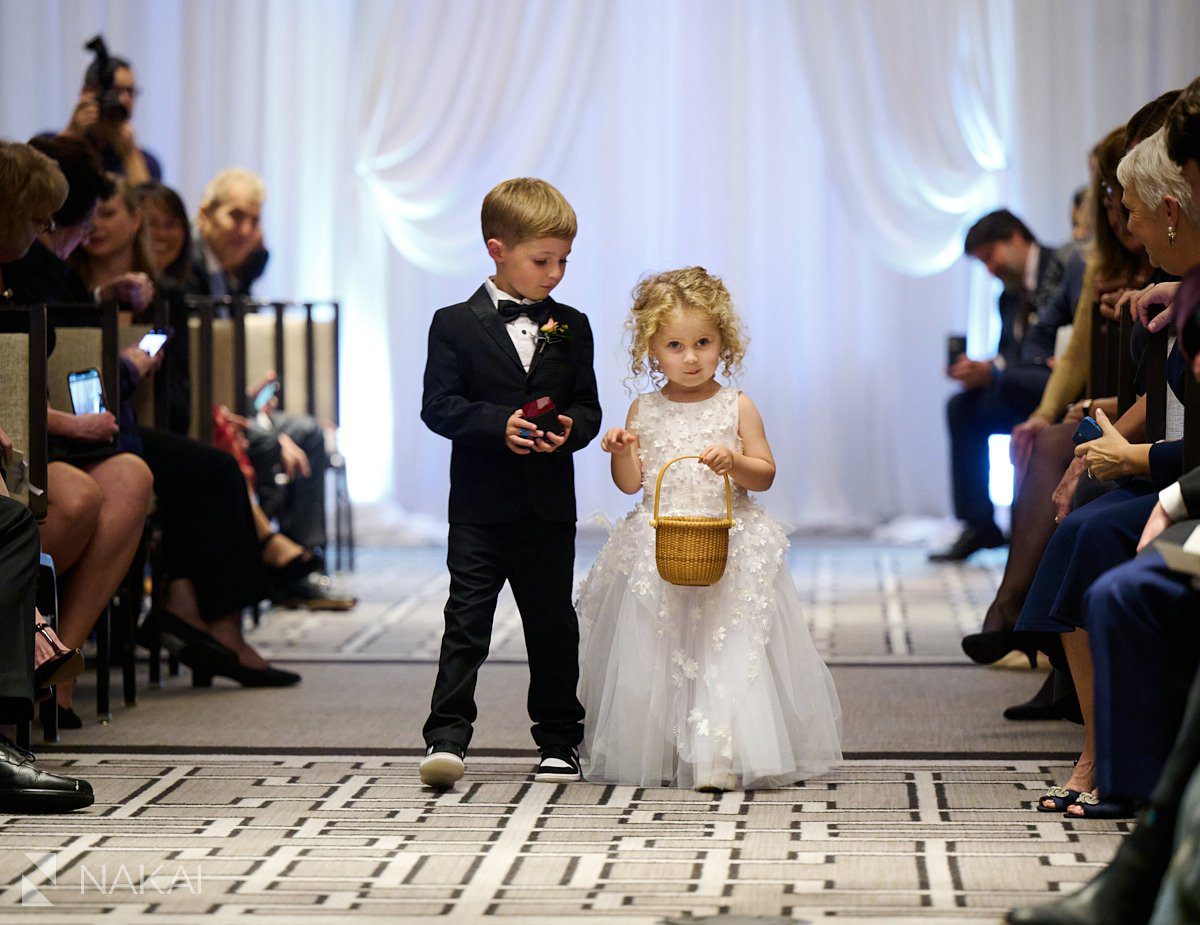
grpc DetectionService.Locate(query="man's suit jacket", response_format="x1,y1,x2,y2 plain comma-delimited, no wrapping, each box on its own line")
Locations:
421,285,602,524
1019,245,1085,366
996,242,1069,370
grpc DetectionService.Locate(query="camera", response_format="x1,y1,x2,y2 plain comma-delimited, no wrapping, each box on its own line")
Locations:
84,35,130,123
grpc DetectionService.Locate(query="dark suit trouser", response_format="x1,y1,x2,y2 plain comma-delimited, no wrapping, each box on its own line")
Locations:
247,412,328,549
1088,536,1200,803
423,519,584,751
0,498,39,722
945,364,1050,529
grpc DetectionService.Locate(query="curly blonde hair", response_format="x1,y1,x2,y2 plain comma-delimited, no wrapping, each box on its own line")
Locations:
626,266,747,389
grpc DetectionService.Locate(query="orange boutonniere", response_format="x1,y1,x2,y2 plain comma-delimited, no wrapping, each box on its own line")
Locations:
535,317,571,352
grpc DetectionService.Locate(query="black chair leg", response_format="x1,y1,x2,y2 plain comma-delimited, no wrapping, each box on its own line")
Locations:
14,722,30,751
40,696,57,744
95,605,111,723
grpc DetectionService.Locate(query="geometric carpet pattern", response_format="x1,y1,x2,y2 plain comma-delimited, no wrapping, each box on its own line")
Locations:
0,754,1125,924
249,542,1008,666
0,542,1107,923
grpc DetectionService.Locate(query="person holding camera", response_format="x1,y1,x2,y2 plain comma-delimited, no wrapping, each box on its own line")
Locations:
60,40,161,185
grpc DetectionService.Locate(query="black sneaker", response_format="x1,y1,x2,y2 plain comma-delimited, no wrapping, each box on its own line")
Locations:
419,741,465,789
533,745,582,783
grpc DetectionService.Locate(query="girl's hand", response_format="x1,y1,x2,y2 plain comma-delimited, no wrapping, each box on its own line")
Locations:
698,444,735,476
1073,408,1132,480
601,427,637,454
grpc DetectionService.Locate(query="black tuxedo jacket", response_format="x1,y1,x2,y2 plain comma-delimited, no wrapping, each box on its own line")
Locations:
421,285,602,524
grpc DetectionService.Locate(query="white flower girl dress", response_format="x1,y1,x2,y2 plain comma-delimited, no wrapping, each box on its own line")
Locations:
577,385,842,789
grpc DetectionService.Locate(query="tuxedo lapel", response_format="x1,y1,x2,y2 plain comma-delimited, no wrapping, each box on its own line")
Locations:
524,297,557,381
467,286,525,374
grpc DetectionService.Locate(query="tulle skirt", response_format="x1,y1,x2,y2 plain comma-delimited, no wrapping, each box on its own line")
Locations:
577,503,842,789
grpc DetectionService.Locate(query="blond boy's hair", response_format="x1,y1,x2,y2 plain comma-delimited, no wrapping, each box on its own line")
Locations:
481,177,576,245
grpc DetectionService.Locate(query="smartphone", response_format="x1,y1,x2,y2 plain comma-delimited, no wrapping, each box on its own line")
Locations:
1072,416,1103,445
946,334,968,367
253,380,280,413
521,396,565,437
67,368,107,415
137,327,170,357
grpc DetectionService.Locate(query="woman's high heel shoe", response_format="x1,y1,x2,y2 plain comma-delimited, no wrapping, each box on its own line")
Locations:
961,630,1038,667
33,622,85,691
192,664,301,688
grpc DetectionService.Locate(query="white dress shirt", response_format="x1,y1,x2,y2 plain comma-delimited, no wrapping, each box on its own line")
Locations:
484,277,539,371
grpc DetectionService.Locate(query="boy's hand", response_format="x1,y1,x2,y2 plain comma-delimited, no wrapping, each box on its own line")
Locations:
601,427,637,454
698,444,735,475
532,415,573,453
506,409,541,455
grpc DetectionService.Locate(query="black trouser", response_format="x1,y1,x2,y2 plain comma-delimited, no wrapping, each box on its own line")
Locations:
139,428,266,621
945,363,1049,529
0,498,39,722
246,413,328,550
423,519,584,751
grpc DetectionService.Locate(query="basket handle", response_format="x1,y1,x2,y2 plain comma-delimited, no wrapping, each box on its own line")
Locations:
650,455,733,527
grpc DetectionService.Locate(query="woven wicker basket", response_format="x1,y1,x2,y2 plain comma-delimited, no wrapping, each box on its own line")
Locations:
649,455,734,587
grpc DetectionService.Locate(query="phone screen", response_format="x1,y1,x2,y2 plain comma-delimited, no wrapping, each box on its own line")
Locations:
253,380,280,413
68,369,106,415
138,330,169,357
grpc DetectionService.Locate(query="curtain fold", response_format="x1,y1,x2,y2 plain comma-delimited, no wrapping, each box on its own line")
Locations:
2,0,1198,530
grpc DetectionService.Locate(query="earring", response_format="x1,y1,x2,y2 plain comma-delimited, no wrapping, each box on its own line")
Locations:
1169,225,1177,244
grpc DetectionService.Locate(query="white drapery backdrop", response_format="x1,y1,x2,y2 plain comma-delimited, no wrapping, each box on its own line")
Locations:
2,0,1198,534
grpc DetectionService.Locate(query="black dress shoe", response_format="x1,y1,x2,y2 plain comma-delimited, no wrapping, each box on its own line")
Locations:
1006,804,1171,923
57,705,83,730
929,524,1006,562
0,734,94,813
1004,674,1084,724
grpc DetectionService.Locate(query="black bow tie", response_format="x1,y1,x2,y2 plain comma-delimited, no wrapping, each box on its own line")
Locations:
497,299,551,325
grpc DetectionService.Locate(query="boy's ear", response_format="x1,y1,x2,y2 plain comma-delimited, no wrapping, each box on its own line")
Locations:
486,238,505,262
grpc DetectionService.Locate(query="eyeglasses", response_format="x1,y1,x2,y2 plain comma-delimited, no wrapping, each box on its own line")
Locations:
33,216,55,235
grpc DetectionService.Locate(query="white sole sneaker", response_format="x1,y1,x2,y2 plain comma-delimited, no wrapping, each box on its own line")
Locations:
419,752,464,788
533,768,582,783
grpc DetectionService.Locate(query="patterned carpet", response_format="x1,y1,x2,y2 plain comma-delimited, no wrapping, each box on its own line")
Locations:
0,542,1113,923
0,754,1123,923
248,542,1008,665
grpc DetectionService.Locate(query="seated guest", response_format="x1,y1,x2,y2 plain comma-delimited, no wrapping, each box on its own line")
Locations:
58,43,160,183
187,168,268,298
962,124,1155,719
931,209,1074,561
2,135,154,728
1008,113,1200,918
0,142,92,808
1015,125,1198,820
185,169,351,608
70,178,303,687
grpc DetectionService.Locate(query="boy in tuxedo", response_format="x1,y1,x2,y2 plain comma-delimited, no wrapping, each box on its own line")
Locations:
418,178,602,788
